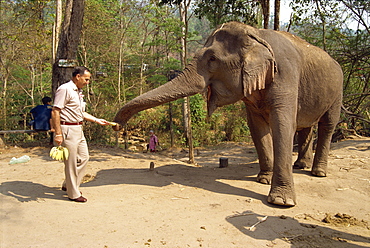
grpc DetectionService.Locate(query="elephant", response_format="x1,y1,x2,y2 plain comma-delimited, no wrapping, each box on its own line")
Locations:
113,21,343,207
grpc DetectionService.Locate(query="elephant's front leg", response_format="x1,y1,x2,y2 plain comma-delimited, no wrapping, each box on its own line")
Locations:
268,109,297,207
245,107,273,185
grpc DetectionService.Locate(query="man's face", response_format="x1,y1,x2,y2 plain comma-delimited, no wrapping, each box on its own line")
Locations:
75,71,91,89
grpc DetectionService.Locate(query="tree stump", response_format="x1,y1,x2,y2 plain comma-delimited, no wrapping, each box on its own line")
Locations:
219,157,228,168
149,162,155,171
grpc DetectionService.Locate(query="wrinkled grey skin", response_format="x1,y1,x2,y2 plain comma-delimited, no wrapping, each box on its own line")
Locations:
114,22,343,207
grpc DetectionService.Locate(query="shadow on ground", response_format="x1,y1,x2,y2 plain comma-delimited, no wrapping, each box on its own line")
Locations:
82,162,268,204
0,181,66,202
226,211,370,248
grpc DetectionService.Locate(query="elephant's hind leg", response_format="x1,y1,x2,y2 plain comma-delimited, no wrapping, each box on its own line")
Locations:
312,103,341,177
294,127,314,169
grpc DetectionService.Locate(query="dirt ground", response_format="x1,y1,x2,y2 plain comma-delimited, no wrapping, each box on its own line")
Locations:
1,137,369,248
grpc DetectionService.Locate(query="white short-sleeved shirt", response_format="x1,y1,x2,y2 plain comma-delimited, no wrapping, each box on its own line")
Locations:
53,81,86,123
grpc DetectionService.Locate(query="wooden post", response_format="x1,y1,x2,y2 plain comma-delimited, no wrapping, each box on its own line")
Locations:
149,162,155,171
219,157,228,168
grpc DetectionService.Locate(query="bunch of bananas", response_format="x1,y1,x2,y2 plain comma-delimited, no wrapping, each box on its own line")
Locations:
50,146,69,161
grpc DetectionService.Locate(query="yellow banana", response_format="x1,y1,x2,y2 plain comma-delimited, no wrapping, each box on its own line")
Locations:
59,147,64,161
58,147,64,161
50,146,69,161
53,147,58,157
63,147,69,160
49,147,56,157
50,147,59,160
54,148,61,161
58,147,63,161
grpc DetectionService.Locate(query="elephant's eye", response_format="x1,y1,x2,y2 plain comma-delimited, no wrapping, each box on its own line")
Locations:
209,55,216,62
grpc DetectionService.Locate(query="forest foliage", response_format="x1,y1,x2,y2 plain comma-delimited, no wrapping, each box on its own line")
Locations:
0,0,369,148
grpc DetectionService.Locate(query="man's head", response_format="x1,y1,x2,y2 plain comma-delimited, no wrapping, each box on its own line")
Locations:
42,97,52,105
72,66,91,89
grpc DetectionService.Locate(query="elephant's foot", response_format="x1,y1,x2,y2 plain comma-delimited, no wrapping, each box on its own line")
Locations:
311,163,327,177
267,186,296,207
257,171,272,185
311,169,327,177
293,159,311,170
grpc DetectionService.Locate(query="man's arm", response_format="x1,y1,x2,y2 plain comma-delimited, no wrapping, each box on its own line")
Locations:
49,118,55,132
51,107,63,146
83,112,110,126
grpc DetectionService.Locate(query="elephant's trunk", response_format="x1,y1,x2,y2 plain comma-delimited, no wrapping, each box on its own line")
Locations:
113,63,205,128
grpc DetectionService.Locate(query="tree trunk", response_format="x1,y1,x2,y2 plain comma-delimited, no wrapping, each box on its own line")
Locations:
179,0,194,164
118,38,124,104
314,0,326,51
140,57,145,96
52,0,62,62
260,0,270,29
169,101,174,147
30,65,35,106
52,0,85,97
1,72,9,129
167,69,179,148
274,0,280,30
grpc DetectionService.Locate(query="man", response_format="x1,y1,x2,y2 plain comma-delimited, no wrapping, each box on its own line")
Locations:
30,96,54,144
52,66,109,203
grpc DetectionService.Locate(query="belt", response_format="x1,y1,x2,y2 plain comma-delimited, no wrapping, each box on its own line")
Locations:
60,121,83,125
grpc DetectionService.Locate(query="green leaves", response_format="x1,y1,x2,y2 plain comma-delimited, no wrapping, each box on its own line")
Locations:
194,0,260,28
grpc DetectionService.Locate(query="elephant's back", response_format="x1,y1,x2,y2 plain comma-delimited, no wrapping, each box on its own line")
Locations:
262,30,343,129
296,44,343,129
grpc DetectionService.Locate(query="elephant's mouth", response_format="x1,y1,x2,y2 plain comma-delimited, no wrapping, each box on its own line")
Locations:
206,81,244,117
206,84,218,116
207,85,212,102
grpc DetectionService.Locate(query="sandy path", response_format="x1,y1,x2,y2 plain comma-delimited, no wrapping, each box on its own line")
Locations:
1,138,369,247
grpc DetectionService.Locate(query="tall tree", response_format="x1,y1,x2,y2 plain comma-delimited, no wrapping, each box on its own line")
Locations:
274,0,280,30
52,0,85,96
52,0,63,62
180,0,195,163
116,1,136,104
259,0,270,28
160,0,195,162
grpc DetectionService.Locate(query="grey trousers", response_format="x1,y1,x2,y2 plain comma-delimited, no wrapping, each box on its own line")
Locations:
60,125,89,199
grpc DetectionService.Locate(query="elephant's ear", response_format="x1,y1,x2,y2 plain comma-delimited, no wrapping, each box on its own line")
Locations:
242,34,277,97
